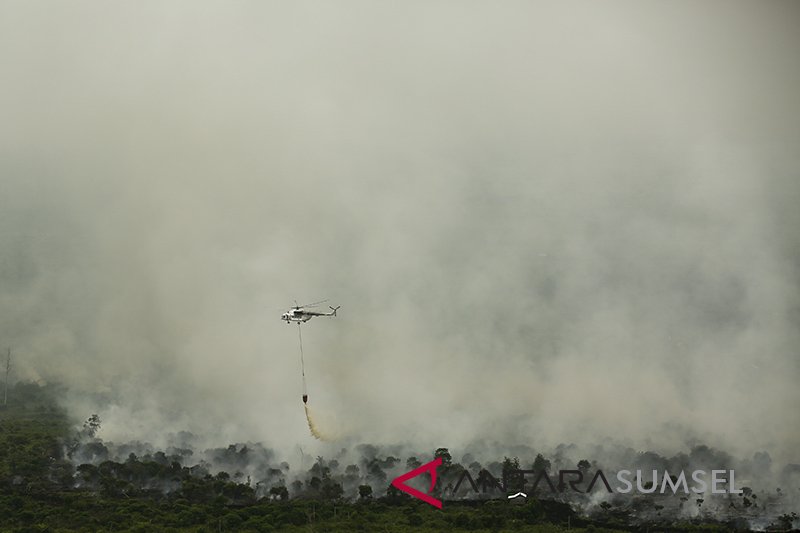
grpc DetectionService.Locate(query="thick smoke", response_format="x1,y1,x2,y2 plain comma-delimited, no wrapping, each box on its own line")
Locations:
1,0,799,471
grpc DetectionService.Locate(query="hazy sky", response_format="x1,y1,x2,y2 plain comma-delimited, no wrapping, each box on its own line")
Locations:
1,2,798,463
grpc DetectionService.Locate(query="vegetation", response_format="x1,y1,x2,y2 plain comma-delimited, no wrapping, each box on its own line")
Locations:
0,382,780,532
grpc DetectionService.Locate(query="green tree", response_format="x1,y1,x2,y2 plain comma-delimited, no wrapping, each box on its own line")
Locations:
533,453,551,472
83,414,101,438
434,448,452,468
358,484,373,500
502,456,520,477
406,456,421,470
321,479,344,501
502,457,522,492
270,485,289,501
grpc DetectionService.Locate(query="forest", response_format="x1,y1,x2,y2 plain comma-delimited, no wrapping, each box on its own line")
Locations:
0,382,795,532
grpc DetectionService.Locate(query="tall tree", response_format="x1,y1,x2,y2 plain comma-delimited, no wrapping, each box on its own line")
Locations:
3,348,10,407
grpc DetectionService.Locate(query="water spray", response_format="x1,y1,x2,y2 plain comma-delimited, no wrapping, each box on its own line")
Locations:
295,319,334,440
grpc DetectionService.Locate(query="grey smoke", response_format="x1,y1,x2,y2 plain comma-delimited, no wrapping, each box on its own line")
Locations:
1,1,798,467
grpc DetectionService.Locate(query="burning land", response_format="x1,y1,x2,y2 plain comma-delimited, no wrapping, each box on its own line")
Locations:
2,2,800,531
1,382,797,531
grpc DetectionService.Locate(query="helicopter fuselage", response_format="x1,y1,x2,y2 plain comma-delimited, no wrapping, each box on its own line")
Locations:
282,309,313,323
281,305,340,323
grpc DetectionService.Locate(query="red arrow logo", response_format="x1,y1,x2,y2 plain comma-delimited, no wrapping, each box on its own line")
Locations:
390,457,443,509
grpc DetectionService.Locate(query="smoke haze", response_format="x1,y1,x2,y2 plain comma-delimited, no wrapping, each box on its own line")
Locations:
1,1,799,466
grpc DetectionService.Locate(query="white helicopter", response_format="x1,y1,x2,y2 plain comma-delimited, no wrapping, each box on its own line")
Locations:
281,300,340,324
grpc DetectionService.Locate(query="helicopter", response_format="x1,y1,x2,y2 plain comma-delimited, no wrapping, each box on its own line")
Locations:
282,300,340,324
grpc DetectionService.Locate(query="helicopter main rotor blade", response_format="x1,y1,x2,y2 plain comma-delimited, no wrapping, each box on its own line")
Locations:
299,299,328,308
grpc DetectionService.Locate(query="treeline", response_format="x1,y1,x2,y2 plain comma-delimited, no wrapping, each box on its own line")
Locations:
2,382,793,532
0,382,589,532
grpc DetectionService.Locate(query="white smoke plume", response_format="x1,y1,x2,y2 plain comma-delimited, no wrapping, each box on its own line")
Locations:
1,2,799,470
